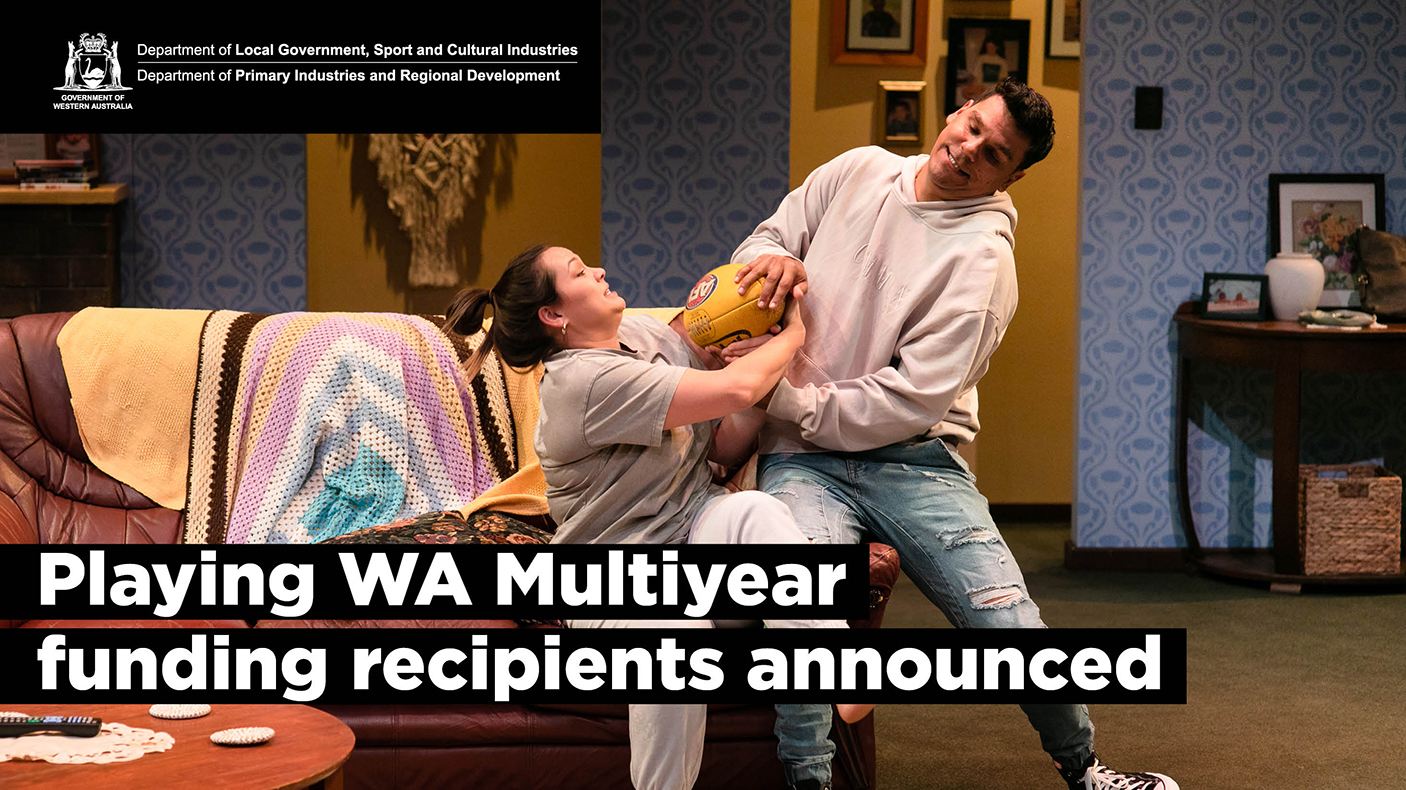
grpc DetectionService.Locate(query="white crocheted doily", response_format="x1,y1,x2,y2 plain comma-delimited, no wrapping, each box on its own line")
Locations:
0,713,174,765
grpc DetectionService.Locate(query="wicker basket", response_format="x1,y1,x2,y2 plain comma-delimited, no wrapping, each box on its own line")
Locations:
1297,464,1403,575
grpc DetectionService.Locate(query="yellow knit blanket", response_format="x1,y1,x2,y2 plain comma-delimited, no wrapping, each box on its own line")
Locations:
56,308,212,510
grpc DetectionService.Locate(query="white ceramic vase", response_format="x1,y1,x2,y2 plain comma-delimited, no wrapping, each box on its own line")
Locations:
1265,252,1324,320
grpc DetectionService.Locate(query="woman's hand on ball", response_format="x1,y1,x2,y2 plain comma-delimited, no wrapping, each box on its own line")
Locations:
719,325,779,363
779,294,806,338
719,296,804,363
735,254,808,309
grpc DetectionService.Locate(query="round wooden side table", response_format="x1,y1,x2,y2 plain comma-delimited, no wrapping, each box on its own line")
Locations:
0,703,354,789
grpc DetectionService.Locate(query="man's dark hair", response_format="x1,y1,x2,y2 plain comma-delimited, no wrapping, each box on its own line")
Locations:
977,77,1055,171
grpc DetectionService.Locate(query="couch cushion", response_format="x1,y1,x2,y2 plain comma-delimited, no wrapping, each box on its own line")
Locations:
318,704,609,746
20,619,250,628
316,509,553,546
256,619,519,629
526,702,755,719
317,702,777,747
315,510,558,629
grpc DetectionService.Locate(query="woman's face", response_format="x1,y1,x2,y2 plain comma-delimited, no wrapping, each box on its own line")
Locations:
539,246,626,339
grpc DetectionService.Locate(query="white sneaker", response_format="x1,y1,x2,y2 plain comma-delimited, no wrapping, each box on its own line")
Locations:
1061,755,1180,790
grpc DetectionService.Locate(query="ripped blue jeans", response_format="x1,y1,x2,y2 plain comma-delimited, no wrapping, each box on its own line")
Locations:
760,438,1094,786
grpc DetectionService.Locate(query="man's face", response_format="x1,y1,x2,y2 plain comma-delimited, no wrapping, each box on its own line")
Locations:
918,96,1031,201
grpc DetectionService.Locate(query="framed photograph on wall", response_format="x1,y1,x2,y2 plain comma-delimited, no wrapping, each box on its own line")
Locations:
1201,273,1271,321
1268,173,1386,307
945,18,1030,115
1047,0,1081,58
880,80,925,144
831,0,930,66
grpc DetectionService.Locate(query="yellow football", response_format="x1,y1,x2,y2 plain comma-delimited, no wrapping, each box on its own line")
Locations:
683,262,787,348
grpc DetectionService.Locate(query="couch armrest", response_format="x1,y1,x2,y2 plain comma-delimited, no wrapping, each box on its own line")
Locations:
0,488,36,545
1,492,31,626
852,542,898,631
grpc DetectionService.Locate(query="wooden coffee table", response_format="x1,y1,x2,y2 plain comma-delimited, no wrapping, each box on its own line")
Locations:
0,703,354,789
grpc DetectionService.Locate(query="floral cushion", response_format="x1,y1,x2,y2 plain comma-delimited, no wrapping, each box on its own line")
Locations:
318,510,553,546
318,510,559,628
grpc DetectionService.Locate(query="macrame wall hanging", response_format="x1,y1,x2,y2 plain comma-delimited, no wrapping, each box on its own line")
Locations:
368,133,484,288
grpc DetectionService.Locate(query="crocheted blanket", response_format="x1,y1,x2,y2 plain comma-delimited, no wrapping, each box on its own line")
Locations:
183,312,518,544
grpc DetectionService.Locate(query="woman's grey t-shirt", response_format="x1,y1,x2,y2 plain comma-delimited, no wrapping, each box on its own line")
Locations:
535,315,723,545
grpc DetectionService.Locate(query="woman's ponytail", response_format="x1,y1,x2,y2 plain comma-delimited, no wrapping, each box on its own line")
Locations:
444,244,559,377
443,288,497,380
443,288,493,337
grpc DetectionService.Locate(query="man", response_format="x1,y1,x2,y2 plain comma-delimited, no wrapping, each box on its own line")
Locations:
727,78,1179,790
884,101,918,138
861,0,900,38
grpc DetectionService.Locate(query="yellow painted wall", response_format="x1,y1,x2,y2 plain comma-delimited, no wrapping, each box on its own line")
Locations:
791,1,1079,504
306,134,601,315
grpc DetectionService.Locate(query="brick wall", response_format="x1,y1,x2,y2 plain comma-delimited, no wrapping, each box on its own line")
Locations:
0,204,120,318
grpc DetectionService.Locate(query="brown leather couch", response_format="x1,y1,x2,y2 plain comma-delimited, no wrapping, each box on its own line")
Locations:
0,311,901,789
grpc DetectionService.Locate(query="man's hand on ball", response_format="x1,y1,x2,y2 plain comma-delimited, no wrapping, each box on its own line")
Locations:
735,254,808,310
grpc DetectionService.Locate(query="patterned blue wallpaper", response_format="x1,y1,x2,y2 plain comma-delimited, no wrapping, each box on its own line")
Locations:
601,0,790,307
1077,1,1406,548
102,135,307,311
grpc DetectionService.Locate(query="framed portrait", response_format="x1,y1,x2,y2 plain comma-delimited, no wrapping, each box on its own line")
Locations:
44,133,102,178
1268,173,1386,307
880,80,925,144
1201,273,1271,321
1046,0,1081,58
945,18,1030,115
831,0,930,66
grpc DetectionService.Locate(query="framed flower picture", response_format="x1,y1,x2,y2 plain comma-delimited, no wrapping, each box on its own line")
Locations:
1268,173,1386,307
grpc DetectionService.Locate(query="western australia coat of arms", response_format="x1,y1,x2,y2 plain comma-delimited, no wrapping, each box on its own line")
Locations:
57,33,129,91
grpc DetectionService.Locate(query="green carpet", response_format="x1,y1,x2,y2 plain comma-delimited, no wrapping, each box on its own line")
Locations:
872,523,1406,789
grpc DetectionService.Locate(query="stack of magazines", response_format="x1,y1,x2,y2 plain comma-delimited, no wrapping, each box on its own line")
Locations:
14,159,99,190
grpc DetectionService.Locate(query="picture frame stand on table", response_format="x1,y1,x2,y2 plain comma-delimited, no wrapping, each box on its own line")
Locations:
1201,273,1271,321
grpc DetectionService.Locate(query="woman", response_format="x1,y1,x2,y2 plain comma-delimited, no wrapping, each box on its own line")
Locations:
446,245,869,790
973,36,1010,86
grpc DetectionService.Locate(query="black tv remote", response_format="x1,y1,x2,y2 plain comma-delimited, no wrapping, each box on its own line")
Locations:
0,715,102,737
